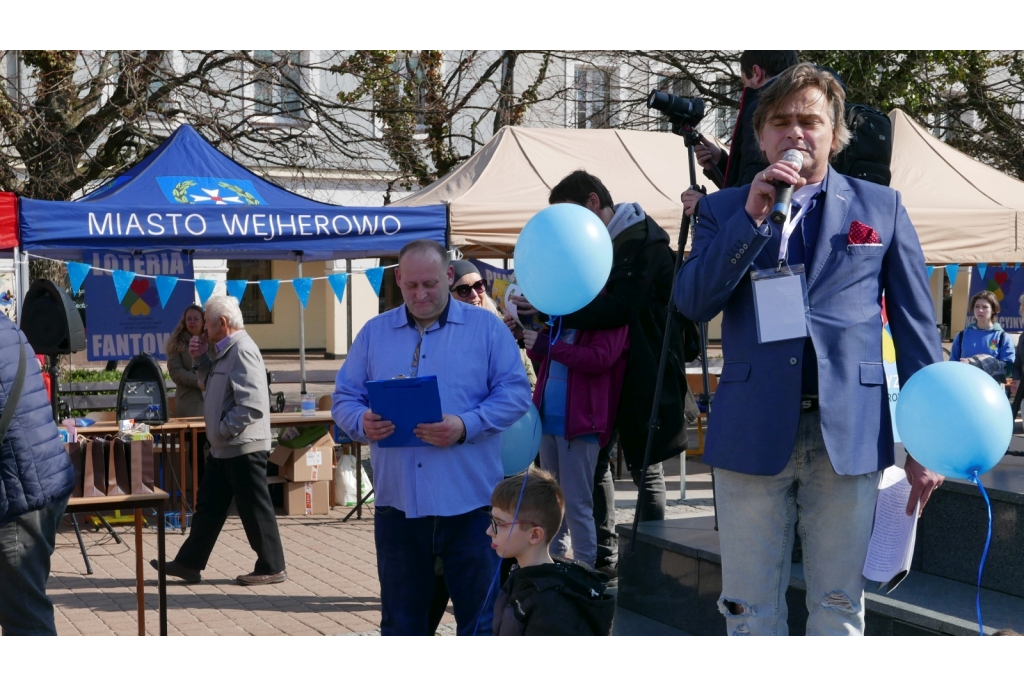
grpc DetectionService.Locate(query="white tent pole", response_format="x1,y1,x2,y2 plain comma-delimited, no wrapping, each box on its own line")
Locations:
297,256,307,396
12,247,22,324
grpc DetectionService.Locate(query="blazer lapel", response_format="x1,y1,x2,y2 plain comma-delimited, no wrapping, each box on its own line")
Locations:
807,167,851,289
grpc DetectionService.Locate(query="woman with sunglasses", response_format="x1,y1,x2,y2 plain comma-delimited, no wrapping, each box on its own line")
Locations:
449,260,499,314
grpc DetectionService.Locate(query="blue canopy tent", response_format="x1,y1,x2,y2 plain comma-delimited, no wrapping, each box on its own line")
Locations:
18,124,449,389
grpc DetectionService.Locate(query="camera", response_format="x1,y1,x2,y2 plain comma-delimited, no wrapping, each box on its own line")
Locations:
647,90,706,127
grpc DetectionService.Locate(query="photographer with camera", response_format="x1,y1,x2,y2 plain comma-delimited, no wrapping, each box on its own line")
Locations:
681,51,799,217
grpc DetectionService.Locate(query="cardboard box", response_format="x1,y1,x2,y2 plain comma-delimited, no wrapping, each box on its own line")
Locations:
270,434,335,482
283,480,330,516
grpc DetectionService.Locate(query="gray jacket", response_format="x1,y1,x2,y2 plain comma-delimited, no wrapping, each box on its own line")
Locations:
195,331,271,458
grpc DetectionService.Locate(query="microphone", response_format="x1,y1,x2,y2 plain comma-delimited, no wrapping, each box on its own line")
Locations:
769,149,804,225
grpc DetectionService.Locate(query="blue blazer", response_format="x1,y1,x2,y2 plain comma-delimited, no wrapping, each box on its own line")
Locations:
675,168,942,476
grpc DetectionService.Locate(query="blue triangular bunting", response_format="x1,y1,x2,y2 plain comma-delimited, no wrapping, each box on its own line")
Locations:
226,280,247,302
946,264,959,288
365,267,384,297
155,275,179,309
112,270,136,304
1016,263,1021,271
195,279,217,306
1001,262,1007,270
67,262,92,295
926,266,935,279
259,280,280,312
976,264,987,280
292,278,313,308
327,273,349,304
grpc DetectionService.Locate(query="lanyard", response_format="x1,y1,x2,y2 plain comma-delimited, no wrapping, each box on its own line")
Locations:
776,200,811,266
775,182,823,268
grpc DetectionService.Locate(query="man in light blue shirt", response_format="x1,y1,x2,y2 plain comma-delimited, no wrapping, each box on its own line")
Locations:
332,239,531,635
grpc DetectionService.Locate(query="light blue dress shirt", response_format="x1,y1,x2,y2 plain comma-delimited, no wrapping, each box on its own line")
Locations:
331,298,532,518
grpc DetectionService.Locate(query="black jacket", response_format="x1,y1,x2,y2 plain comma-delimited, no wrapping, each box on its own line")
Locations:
0,316,75,526
561,214,692,469
492,559,615,636
706,85,767,189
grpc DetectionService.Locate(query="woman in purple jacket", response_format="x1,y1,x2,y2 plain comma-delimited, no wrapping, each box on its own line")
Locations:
524,321,629,569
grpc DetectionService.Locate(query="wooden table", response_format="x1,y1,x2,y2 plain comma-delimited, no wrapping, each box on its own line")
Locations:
76,420,194,533
65,489,169,636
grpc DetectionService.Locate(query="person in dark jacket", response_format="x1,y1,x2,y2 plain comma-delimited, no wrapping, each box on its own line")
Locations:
681,51,800,216
489,469,614,636
0,314,76,635
513,169,697,576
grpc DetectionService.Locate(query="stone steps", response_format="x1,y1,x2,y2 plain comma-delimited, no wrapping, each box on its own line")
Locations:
616,514,1024,635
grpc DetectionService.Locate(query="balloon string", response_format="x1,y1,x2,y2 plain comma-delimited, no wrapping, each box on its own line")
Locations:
472,469,529,636
968,471,993,636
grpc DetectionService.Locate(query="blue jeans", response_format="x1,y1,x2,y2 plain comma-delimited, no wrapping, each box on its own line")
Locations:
0,496,69,635
713,410,881,635
374,505,498,636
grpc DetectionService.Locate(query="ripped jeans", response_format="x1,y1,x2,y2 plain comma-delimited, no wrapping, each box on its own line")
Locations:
713,410,881,635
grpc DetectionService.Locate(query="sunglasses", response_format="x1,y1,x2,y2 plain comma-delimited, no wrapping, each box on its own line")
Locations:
490,515,539,536
451,279,487,298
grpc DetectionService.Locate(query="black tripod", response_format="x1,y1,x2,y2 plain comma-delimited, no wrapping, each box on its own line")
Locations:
628,123,718,552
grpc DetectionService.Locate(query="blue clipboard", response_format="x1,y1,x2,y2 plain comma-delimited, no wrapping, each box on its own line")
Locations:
366,375,443,448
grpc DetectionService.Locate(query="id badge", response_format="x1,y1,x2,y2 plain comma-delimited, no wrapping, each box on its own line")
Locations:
750,265,809,343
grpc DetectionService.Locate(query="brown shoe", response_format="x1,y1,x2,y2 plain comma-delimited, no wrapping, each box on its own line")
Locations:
236,570,287,586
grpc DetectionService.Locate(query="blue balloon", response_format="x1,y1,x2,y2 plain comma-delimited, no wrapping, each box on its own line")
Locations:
895,361,1012,479
500,405,542,477
514,204,613,316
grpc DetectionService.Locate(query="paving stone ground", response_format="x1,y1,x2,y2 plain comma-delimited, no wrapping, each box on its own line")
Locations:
50,507,396,636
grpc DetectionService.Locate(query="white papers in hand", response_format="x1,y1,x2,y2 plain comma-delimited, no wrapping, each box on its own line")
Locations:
863,465,920,593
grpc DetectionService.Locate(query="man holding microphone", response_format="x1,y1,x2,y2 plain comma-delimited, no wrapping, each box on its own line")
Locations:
675,63,942,635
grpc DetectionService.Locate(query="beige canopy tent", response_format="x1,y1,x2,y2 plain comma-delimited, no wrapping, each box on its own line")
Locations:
890,108,1024,264
393,126,698,256
398,115,1024,264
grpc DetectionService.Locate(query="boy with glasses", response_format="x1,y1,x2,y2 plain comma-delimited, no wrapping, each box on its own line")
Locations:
488,469,614,636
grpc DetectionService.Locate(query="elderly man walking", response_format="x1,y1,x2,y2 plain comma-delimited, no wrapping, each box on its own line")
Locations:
333,239,531,635
152,295,286,586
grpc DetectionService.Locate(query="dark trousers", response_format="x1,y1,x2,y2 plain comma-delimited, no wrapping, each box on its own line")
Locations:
593,432,668,570
375,505,498,636
176,450,285,575
0,496,68,635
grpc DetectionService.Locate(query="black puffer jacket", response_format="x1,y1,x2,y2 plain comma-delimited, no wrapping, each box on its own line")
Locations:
0,316,75,526
492,559,615,636
561,212,692,469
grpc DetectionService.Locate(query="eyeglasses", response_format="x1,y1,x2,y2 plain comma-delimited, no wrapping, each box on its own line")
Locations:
490,515,539,536
451,279,487,298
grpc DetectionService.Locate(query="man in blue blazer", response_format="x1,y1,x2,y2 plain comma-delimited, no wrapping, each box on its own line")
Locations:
675,63,943,636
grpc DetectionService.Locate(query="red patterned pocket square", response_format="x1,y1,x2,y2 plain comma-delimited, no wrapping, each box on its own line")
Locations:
848,220,881,245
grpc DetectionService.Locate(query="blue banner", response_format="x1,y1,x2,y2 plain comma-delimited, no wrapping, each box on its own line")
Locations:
84,251,195,360
967,265,1023,332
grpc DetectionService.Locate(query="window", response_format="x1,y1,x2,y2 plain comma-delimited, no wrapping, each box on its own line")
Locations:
655,75,695,132
226,260,273,324
575,67,617,129
393,53,428,133
715,78,739,141
254,50,304,116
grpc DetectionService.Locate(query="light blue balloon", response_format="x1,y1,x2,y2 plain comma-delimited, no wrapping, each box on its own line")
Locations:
514,204,613,316
500,405,542,477
895,361,1012,479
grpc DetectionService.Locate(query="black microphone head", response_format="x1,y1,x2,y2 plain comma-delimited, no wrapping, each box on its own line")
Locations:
782,149,804,170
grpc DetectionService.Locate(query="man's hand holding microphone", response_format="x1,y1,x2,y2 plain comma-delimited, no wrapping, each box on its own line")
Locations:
745,149,804,226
